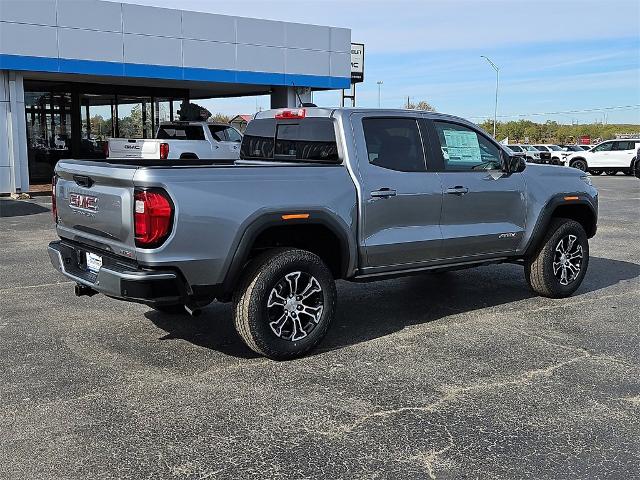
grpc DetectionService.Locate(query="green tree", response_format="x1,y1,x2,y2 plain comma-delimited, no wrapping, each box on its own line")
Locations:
209,113,231,124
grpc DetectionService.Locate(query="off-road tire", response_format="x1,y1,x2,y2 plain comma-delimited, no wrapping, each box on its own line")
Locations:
630,158,639,178
525,218,589,298
233,248,337,360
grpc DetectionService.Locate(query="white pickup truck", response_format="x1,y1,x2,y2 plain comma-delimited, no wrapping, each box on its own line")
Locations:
106,121,243,160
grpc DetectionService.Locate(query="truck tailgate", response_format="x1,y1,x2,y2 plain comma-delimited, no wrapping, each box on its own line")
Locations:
55,160,138,258
108,138,160,159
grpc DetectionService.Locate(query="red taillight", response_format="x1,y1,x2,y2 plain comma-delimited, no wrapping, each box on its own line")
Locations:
134,189,173,248
52,175,58,223
159,142,169,159
275,108,306,120
102,141,109,158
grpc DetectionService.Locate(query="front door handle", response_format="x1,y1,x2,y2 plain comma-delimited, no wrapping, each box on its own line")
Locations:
371,188,397,198
446,186,469,195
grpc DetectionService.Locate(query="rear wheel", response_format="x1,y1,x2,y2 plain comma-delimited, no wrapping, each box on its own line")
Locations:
525,219,589,298
632,158,640,178
590,170,603,175
605,169,618,176
233,248,336,360
570,159,587,172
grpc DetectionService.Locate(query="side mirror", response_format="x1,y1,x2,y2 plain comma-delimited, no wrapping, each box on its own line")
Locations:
502,152,526,174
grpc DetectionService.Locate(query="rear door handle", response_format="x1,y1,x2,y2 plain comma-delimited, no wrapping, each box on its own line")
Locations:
371,188,397,198
446,186,469,195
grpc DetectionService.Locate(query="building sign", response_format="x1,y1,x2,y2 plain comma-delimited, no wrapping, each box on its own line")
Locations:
350,43,364,83
580,135,591,145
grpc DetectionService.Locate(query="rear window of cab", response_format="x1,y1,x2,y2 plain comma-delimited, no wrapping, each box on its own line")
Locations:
240,118,340,163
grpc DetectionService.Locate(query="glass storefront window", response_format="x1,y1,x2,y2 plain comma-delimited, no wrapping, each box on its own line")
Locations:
80,93,115,158
23,81,189,185
24,91,72,183
117,96,153,139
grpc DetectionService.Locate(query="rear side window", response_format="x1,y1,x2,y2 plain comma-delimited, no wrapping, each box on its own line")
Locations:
362,118,426,172
157,125,205,140
613,141,634,150
240,118,340,163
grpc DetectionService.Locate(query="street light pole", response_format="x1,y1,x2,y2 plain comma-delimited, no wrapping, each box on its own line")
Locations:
376,81,383,108
481,55,499,138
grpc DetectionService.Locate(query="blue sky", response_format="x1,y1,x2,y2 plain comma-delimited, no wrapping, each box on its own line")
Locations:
115,0,640,124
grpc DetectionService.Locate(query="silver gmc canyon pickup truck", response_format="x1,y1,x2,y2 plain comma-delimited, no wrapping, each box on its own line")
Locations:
49,107,598,359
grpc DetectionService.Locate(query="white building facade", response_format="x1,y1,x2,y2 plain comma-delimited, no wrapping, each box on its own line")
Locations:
0,0,351,193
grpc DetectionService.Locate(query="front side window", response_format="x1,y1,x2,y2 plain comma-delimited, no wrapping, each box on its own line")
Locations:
225,126,242,142
433,121,501,171
362,118,426,172
592,142,613,152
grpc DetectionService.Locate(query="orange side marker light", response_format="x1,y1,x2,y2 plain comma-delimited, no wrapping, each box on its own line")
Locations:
282,213,310,220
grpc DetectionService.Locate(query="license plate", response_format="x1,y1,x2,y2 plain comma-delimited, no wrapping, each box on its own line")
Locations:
86,252,103,273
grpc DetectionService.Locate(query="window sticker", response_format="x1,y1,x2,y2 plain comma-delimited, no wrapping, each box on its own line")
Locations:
442,129,482,164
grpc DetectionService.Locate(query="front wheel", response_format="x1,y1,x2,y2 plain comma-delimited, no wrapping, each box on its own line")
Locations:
525,219,589,298
233,248,337,360
570,159,587,171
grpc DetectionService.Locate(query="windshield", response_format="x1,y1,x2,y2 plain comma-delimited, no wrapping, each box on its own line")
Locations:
523,146,537,151
508,145,523,152
548,145,562,151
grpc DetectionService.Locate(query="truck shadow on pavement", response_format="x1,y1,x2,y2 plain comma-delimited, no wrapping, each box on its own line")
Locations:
145,256,640,359
0,199,50,218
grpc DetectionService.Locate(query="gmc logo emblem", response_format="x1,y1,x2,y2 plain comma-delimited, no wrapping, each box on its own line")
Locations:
69,193,98,211
124,144,141,150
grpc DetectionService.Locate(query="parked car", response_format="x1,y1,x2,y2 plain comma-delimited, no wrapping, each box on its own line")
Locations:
560,145,586,153
517,145,551,164
503,145,527,161
532,145,566,165
565,139,640,176
106,121,243,160
49,107,598,359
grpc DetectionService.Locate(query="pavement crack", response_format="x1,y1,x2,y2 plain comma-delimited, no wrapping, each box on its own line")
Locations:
316,350,591,438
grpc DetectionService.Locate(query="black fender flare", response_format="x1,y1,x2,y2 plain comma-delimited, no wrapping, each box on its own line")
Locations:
523,193,597,257
220,210,355,297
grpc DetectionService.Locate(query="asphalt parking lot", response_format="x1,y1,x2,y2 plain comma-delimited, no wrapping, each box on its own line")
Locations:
1,175,639,479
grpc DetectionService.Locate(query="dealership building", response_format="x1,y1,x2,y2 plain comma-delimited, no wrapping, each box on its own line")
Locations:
0,0,351,194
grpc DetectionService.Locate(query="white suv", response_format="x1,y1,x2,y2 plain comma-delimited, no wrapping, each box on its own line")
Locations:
532,144,566,165
566,139,639,176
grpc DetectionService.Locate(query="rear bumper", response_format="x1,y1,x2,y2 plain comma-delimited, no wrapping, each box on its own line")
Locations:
48,240,183,306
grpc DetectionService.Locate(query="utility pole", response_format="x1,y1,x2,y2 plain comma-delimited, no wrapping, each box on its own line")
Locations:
481,55,499,138
376,81,383,108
